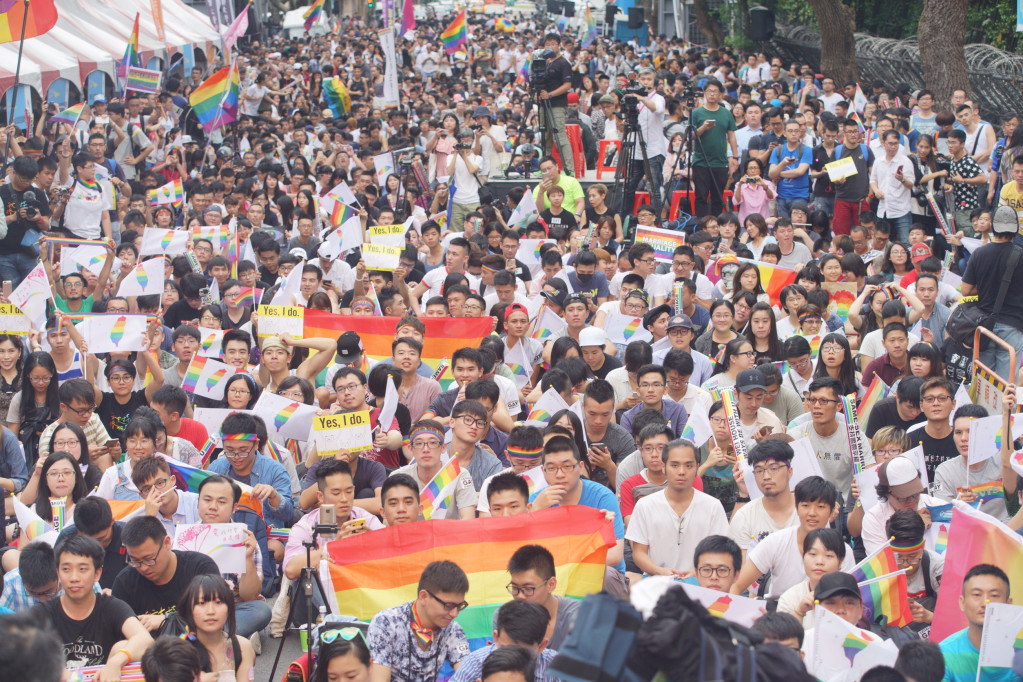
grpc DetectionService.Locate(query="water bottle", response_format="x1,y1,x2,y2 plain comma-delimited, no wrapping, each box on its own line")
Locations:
316,605,327,627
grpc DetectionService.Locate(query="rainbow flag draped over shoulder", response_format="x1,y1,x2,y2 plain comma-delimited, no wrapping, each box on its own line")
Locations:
324,507,614,648
857,570,911,628
737,258,797,306
323,77,352,117
302,312,492,389
0,0,57,44
189,62,240,133
167,459,263,517
303,0,325,30
119,13,141,79
440,10,467,55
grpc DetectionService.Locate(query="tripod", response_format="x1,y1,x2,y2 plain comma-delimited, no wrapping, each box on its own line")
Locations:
268,526,336,681
609,102,658,243
527,83,573,178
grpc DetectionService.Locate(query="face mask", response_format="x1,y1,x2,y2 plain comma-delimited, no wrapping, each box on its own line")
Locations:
577,272,593,283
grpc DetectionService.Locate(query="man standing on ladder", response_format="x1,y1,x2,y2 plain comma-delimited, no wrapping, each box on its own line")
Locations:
624,67,668,218
691,80,739,218
536,32,575,177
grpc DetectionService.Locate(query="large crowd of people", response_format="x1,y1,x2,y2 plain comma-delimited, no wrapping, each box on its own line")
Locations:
0,6,1022,682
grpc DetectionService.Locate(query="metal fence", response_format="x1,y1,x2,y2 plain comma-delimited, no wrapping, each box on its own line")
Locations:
767,24,1023,121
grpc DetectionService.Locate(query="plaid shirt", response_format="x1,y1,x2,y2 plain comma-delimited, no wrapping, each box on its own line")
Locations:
38,412,111,461
0,567,99,613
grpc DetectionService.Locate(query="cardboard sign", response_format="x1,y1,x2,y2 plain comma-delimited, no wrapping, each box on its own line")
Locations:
313,411,374,456
368,223,407,248
0,303,31,334
257,305,305,339
362,243,401,271
825,156,858,181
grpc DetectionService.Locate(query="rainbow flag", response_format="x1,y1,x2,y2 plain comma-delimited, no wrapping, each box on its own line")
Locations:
323,77,352,117
738,258,797,306
68,662,144,681
857,570,912,628
119,13,141,79
420,458,461,520
198,438,217,467
148,178,184,207
303,0,325,30
0,0,57,44
440,10,467,55
330,199,356,227
51,102,85,127
302,312,492,390
181,355,209,393
323,507,614,648
189,62,240,133
850,543,899,584
235,287,261,307
268,527,290,543
857,375,889,424
264,439,286,464
106,499,145,521
968,480,1005,504
167,459,263,517
582,6,597,47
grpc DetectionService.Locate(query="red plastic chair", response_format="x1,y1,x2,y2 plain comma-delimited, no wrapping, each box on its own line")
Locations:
550,124,585,175
669,190,695,221
596,139,620,180
633,191,651,214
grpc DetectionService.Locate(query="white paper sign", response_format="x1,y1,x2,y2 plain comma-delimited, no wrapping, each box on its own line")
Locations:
193,407,241,445
680,583,765,627
603,311,653,345
197,327,226,359
182,356,238,401
173,523,248,574
252,390,317,443
140,227,190,256
76,314,149,354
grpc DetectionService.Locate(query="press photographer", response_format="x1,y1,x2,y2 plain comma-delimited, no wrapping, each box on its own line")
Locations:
531,32,574,176
448,128,485,228
621,68,668,218
0,156,52,281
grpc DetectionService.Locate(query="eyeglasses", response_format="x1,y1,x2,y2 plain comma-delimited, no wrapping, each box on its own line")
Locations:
46,469,76,480
894,552,923,566
427,590,469,613
875,447,903,458
635,258,657,265
409,439,442,451
64,404,94,417
335,383,364,394
673,260,694,268
697,565,734,578
737,351,757,358
228,388,251,396
457,415,486,429
921,394,951,404
26,584,61,599
223,445,256,460
125,542,163,568
753,463,790,477
790,358,811,370
542,462,579,475
709,416,728,425
893,492,921,504
807,397,840,406
138,475,174,498
820,345,844,354
108,373,133,383
638,382,664,390
506,582,544,597
640,444,664,455
52,439,79,450
320,626,366,645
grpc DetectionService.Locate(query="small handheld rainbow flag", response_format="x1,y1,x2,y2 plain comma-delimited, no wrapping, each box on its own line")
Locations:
420,458,461,520
118,13,141,79
850,542,899,584
198,438,217,467
189,62,240,133
858,375,890,424
323,77,352,117
51,102,85,127
440,10,467,55
148,178,185,208
235,287,261,307
858,570,912,628
330,199,356,227
303,0,324,30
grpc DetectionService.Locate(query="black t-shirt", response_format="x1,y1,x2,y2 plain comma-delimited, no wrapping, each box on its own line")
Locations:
303,456,387,497
55,522,128,590
32,594,136,668
540,208,578,232
98,390,149,440
863,396,925,439
915,427,959,482
258,265,281,288
542,56,573,107
0,184,51,253
962,242,1023,331
812,144,837,197
944,340,973,386
592,353,623,380
164,299,202,329
111,549,219,616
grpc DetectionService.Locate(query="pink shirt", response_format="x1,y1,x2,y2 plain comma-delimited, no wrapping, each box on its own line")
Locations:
736,180,775,225
283,506,385,569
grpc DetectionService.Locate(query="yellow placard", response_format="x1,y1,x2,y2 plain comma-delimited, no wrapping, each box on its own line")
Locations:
825,156,858,181
0,303,30,335
362,243,402,271
313,411,374,455
256,305,305,339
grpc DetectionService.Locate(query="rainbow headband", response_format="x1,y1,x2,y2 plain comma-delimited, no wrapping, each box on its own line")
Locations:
481,263,500,274
409,426,445,444
222,433,259,442
891,539,925,553
506,446,543,459
799,313,822,323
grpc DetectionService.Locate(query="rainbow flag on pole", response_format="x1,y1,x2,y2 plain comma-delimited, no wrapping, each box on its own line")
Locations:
323,77,352,117
330,199,356,227
324,507,614,648
440,10,467,55
189,62,240,133
737,258,797,306
857,570,912,628
51,102,85,127
849,542,899,584
857,375,889,424
582,6,597,47
420,458,461,520
303,0,325,30
0,0,57,44
119,13,141,79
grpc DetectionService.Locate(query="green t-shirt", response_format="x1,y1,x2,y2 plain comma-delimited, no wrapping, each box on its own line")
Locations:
691,105,737,168
533,174,586,213
53,294,94,313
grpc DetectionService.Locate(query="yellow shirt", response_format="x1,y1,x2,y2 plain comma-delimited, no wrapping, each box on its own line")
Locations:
998,181,1023,235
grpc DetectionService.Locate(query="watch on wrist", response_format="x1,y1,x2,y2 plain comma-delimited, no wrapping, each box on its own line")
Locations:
735,495,751,503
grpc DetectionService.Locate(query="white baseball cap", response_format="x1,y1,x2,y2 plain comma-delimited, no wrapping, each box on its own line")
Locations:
579,327,606,348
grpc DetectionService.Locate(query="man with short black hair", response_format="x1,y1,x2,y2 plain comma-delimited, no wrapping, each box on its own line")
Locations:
112,516,220,633
450,600,554,682
863,323,911,386
691,80,739,217
55,496,128,590
937,564,1014,682
915,377,958,481
380,474,421,526
0,155,52,286
0,541,62,612
729,439,798,559
505,544,580,650
692,535,743,592
864,376,925,438
579,379,636,489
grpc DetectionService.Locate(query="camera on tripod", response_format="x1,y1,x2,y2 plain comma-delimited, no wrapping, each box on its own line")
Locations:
619,78,646,126
528,48,554,86
682,81,702,110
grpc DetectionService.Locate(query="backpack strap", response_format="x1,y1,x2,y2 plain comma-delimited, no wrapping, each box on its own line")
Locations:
993,245,1023,315
921,550,935,597
971,124,986,156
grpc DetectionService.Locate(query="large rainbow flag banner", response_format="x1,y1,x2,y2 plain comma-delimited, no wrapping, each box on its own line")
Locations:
737,258,798,306
167,459,263,518
440,10,467,55
857,570,912,628
0,0,56,44
931,502,1023,642
302,312,492,389
189,62,240,132
323,507,614,647
634,224,687,264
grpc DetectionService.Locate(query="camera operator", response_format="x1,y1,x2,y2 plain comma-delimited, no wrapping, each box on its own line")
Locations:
691,80,738,217
448,128,484,230
622,68,668,219
0,156,51,286
470,105,507,180
534,32,575,176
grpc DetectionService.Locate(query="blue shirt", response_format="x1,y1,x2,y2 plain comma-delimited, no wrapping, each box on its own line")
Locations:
208,453,295,528
530,479,626,573
0,426,27,492
770,143,814,199
450,644,558,682
621,398,689,438
939,628,1022,682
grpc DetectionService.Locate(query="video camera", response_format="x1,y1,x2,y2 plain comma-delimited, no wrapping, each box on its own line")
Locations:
528,48,556,87
619,77,647,125
20,189,42,219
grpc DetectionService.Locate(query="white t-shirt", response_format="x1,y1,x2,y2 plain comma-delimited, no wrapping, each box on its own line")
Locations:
496,48,514,73
747,525,855,598
729,499,799,551
609,271,671,300
64,179,112,239
242,83,268,117
625,489,729,573
419,267,481,299
451,153,484,204
819,92,844,114
861,493,943,554
858,328,920,364
313,259,356,291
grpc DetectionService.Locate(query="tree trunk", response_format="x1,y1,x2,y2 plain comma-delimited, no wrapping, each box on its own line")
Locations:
805,0,859,85
737,0,752,48
918,0,970,106
692,0,725,48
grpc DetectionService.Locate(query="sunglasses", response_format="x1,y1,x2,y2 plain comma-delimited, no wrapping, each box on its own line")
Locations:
320,626,367,645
